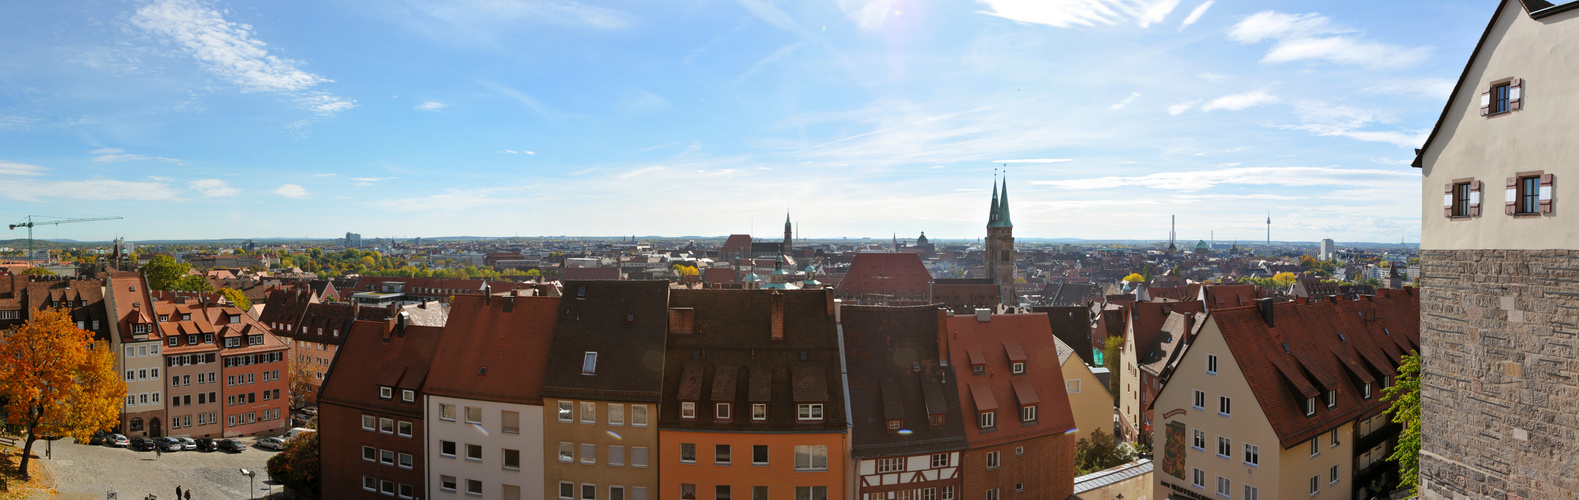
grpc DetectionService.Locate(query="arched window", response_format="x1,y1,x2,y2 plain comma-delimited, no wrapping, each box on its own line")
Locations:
130,417,144,431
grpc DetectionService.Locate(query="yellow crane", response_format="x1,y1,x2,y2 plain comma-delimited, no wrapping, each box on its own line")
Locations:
8,215,123,266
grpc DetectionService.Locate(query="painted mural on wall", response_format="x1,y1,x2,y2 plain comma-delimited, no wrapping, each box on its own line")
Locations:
1162,420,1187,479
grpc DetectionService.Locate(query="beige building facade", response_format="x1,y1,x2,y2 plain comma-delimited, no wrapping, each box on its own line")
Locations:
1057,337,1114,441
425,395,545,500
543,398,657,500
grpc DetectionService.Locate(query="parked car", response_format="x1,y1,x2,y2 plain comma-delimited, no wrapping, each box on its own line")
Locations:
88,431,109,445
193,438,219,452
154,437,183,452
255,437,286,451
179,437,197,450
217,439,247,453
128,437,156,451
108,434,129,447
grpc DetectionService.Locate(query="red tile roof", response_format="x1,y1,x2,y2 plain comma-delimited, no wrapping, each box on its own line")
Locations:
836,253,933,300
945,313,1077,447
720,234,752,253
424,294,561,405
319,319,446,418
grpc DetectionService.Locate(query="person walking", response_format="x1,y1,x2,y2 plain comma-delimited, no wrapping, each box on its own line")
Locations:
175,485,182,498
184,490,190,500
155,446,162,459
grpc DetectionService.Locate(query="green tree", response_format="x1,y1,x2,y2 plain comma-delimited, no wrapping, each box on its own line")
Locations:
1074,428,1132,475
220,288,251,310
172,275,215,293
1103,336,1124,396
0,307,125,479
1383,351,1421,497
266,430,320,495
142,255,192,290
20,267,53,277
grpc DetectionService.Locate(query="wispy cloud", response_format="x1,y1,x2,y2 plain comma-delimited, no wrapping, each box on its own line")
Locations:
416,101,447,111
1284,103,1426,148
977,0,1182,28
273,184,308,198
839,0,902,31
1030,166,1416,191
1168,100,1199,115
1227,11,1429,68
132,0,355,115
1,178,179,202
1200,90,1279,112
1109,92,1141,110
1363,78,1455,99
734,43,804,84
189,179,240,197
1179,0,1212,29
89,148,185,164
352,177,396,187
498,150,536,155
479,81,558,120
993,159,1073,164
0,161,50,176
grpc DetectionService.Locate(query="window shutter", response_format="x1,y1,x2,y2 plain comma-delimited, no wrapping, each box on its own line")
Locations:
1444,183,1454,217
1509,78,1523,111
1540,173,1555,213
1506,177,1517,215
1470,180,1482,216
1480,85,1492,116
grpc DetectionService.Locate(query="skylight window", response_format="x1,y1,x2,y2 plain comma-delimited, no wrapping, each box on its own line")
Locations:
582,352,597,375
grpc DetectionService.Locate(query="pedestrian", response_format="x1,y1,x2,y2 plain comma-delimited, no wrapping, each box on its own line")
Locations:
155,446,162,459
176,485,182,498
184,490,190,500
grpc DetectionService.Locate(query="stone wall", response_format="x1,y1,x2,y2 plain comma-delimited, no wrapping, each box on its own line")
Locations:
1419,250,1579,500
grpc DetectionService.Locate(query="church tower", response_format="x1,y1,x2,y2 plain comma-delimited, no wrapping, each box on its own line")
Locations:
985,177,1016,304
783,212,793,255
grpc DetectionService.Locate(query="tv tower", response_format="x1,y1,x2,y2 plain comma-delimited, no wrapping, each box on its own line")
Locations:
1266,212,1271,246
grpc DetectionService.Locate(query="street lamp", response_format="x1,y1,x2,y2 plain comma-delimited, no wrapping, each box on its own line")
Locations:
240,468,256,499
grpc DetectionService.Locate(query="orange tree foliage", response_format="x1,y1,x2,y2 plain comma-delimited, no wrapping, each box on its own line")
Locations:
267,430,320,495
0,307,125,479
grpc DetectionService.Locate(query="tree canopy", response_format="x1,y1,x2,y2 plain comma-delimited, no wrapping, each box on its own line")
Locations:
1074,428,1133,475
221,288,251,310
266,430,320,495
1271,271,1298,287
1121,273,1145,283
1383,351,1421,497
20,267,53,277
142,254,192,290
0,307,125,479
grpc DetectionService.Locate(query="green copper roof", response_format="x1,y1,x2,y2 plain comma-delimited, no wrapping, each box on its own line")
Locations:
988,180,1000,225
989,178,1013,228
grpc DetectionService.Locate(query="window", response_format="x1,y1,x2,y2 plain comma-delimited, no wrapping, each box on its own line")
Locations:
1244,444,1259,465
1331,429,1340,447
1217,437,1230,458
1363,382,1372,400
398,421,413,437
985,489,999,500
1193,390,1205,409
1310,475,1320,495
558,401,574,422
1491,81,1511,114
681,402,697,419
717,403,731,420
441,403,456,421
466,406,483,424
752,403,767,421
168,337,178,347
440,476,457,492
632,405,648,426
380,386,392,399
610,486,625,500
399,452,413,469
755,487,770,500
681,443,697,463
1206,354,1217,374
1065,379,1080,393
1452,181,1474,217
362,446,377,461
609,445,624,466
559,442,574,462
1244,485,1259,500
877,457,904,473
362,415,376,430
560,482,575,500
1310,437,1320,457
1325,389,1336,408
1193,430,1205,450
1306,397,1317,416
979,411,995,428
1217,477,1231,497
798,404,823,421
381,449,396,465
502,410,520,434
984,450,1000,469
582,351,597,374
1515,174,1544,215
1011,362,1024,374
467,443,482,461
794,445,828,471
582,484,596,500
715,444,732,465
1193,468,1205,488
375,417,392,434
753,445,769,465
1218,396,1231,416
607,405,623,426
399,484,414,499
716,485,732,500
1020,406,1036,422
632,446,649,468
503,448,520,470
364,476,377,492
467,479,483,497
402,390,414,403
795,486,828,500
441,440,456,458
1331,464,1340,484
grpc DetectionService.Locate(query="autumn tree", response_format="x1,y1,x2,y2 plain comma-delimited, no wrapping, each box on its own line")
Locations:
1383,351,1421,497
1074,428,1132,475
288,359,318,410
1121,273,1145,283
1103,336,1124,396
0,307,125,479
142,254,192,290
20,267,52,277
266,430,320,496
220,288,251,310
1271,271,1298,287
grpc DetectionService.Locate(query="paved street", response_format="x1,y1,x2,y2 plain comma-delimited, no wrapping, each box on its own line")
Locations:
34,437,286,500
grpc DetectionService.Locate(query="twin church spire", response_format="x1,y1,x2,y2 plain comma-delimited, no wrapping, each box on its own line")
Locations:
987,176,1013,228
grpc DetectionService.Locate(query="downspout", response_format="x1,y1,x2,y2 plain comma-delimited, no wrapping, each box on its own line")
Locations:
834,299,856,500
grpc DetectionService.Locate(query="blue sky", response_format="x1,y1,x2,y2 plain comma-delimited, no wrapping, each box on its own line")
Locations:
0,0,1491,243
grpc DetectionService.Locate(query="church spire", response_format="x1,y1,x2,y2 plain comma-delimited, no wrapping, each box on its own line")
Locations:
988,175,1000,225
997,176,1013,228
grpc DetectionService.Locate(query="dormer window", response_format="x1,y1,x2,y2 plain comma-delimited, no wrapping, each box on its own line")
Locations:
1020,405,1037,422
887,419,902,431
582,352,597,375
187,335,197,345
182,314,191,321
225,338,239,348
1305,397,1316,416
380,386,393,400
681,402,696,419
930,414,945,427
204,333,213,344
230,315,240,324
133,324,151,334
402,390,415,403
972,364,984,375
797,404,824,421
1363,383,1372,400
1011,362,1025,374
1325,389,1337,408
716,403,731,420
159,315,170,322
168,337,178,347
752,403,767,421
979,411,996,429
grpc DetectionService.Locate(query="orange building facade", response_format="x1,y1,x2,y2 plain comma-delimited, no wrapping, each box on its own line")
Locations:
659,429,848,500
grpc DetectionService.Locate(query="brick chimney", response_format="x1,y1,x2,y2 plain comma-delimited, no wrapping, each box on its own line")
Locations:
770,291,784,341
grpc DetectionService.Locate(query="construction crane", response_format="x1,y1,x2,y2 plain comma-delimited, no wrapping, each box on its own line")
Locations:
8,215,123,266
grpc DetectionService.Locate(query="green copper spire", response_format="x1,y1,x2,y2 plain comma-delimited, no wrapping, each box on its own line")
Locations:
988,178,1000,225
990,177,1013,228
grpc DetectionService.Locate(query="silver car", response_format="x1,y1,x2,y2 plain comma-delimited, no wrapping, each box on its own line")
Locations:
255,437,286,451
180,437,197,450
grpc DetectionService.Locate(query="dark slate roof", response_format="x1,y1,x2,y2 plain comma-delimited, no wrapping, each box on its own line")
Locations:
541,281,670,403
258,288,312,334
319,319,446,418
841,305,968,459
425,293,561,405
1128,301,1206,366
1039,283,1104,307
659,289,847,432
1038,306,1095,367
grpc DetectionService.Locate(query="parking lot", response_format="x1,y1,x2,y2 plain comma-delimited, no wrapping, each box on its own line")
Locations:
36,436,285,500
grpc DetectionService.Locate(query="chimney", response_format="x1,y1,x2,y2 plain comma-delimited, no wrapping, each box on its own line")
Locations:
975,308,992,323
396,310,410,336
832,298,842,324
1254,298,1275,327
770,291,785,341
936,307,951,366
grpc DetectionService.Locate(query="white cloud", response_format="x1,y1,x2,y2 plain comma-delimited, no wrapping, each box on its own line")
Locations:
993,159,1074,164
1363,78,1455,99
0,161,49,176
416,101,447,111
352,177,396,187
1030,166,1416,191
1180,0,1212,28
0,178,179,202
149,176,175,182
498,150,537,155
1109,92,1141,110
1168,100,1199,115
977,0,1184,28
89,148,185,164
189,179,240,197
132,0,356,115
273,184,308,198
1285,102,1426,148
839,0,902,30
1200,90,1280,112
1227,11,1429,68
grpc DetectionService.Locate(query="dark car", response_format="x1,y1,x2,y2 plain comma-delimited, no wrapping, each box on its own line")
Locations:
193,438,219,452
217,438,247,453
154,437,183,452
128,437,156,451
88,431,109,445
